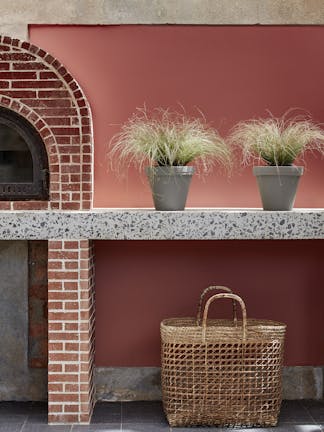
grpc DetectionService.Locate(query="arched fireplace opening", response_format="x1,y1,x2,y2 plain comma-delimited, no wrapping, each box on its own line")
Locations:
0,107,49,201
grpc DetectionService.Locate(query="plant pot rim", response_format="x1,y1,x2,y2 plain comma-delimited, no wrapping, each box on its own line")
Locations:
253,165,304,176
145,166,195,176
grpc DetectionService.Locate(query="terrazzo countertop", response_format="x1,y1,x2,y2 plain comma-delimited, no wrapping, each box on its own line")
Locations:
0,208,323,240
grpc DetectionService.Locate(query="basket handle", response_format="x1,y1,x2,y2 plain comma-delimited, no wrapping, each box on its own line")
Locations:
196,286,237,326
202,293,247,342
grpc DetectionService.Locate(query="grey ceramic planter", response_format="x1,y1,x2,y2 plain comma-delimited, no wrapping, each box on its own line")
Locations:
145,166,195,211
253,165,304,211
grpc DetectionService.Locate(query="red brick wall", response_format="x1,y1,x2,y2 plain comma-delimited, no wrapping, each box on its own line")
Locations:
0,35,95,424
0,35,93,210
48,239,95,424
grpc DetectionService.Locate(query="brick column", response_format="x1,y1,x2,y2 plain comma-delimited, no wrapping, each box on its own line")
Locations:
48,239,95,424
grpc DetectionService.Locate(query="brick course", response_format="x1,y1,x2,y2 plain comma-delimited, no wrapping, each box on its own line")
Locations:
0,36,95,424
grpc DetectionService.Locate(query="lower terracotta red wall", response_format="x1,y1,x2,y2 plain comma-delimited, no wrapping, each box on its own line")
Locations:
95,240,324,367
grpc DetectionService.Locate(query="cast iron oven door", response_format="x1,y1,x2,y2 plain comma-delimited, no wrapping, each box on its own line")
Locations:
0,107,49,200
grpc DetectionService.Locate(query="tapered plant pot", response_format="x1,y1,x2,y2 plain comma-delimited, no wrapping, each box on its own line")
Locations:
145,166,195,211
253,166,304,211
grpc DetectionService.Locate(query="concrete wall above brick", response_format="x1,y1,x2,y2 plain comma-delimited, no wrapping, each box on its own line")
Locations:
1,0,324,40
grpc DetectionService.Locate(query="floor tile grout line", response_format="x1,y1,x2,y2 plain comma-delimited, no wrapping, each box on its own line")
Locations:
120,401,123,430
19,417,27,432
302,401,321,426
283,400,317,425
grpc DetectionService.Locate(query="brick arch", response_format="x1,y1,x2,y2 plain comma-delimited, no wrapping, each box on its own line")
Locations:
0,95,60,208
0,35,93,210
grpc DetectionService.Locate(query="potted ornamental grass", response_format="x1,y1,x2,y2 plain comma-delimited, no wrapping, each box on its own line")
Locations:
229,113,324,210
109,107,231,210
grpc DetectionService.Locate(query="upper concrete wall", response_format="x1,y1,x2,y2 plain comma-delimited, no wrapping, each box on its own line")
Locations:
1,0,324,40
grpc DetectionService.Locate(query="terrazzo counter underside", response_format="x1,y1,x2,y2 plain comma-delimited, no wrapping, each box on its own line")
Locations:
0,209,323,240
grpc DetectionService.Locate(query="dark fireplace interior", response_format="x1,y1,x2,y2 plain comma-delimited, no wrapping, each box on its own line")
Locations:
0,107,49,201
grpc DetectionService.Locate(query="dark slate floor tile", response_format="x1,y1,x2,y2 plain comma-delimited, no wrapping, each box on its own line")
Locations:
26,413,47,424
122,402,167,424
92,403,121,424
22,424,71,432
0,416,26,424
302,400,324,423
171,424,321,432
0,425,24,432
248,429,298,432
71,423,121,432
293,426,322,432
173,426,297,432
175,427,322,432
72,425,121,431
0,400,320,431
172,429,221,432
122,424,169,432
279,400,315,424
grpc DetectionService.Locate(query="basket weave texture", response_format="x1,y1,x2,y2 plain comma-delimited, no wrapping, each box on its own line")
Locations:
161,286,286,427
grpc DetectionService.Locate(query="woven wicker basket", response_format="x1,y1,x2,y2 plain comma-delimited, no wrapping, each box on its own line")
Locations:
161,286,286,427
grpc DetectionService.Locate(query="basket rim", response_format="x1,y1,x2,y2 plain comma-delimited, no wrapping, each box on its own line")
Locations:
161,317,286,330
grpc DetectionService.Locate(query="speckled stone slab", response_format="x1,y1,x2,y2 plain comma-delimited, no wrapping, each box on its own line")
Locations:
0,208,323,240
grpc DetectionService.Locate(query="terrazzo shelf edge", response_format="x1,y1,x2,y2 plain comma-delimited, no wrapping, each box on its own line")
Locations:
0,208,323,240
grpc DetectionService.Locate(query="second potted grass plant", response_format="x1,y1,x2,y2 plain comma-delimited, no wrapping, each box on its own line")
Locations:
229,114,324,210
109,108,231,211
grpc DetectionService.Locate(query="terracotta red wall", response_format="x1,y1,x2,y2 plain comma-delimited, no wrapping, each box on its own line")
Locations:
30,25,324,208
30,25,324,366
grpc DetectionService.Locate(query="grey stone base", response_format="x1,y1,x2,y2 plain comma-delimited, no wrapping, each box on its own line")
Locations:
95,367,162,401
0,365,322,401
95,366,324,401
283,366,324,399
0,241,47,401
